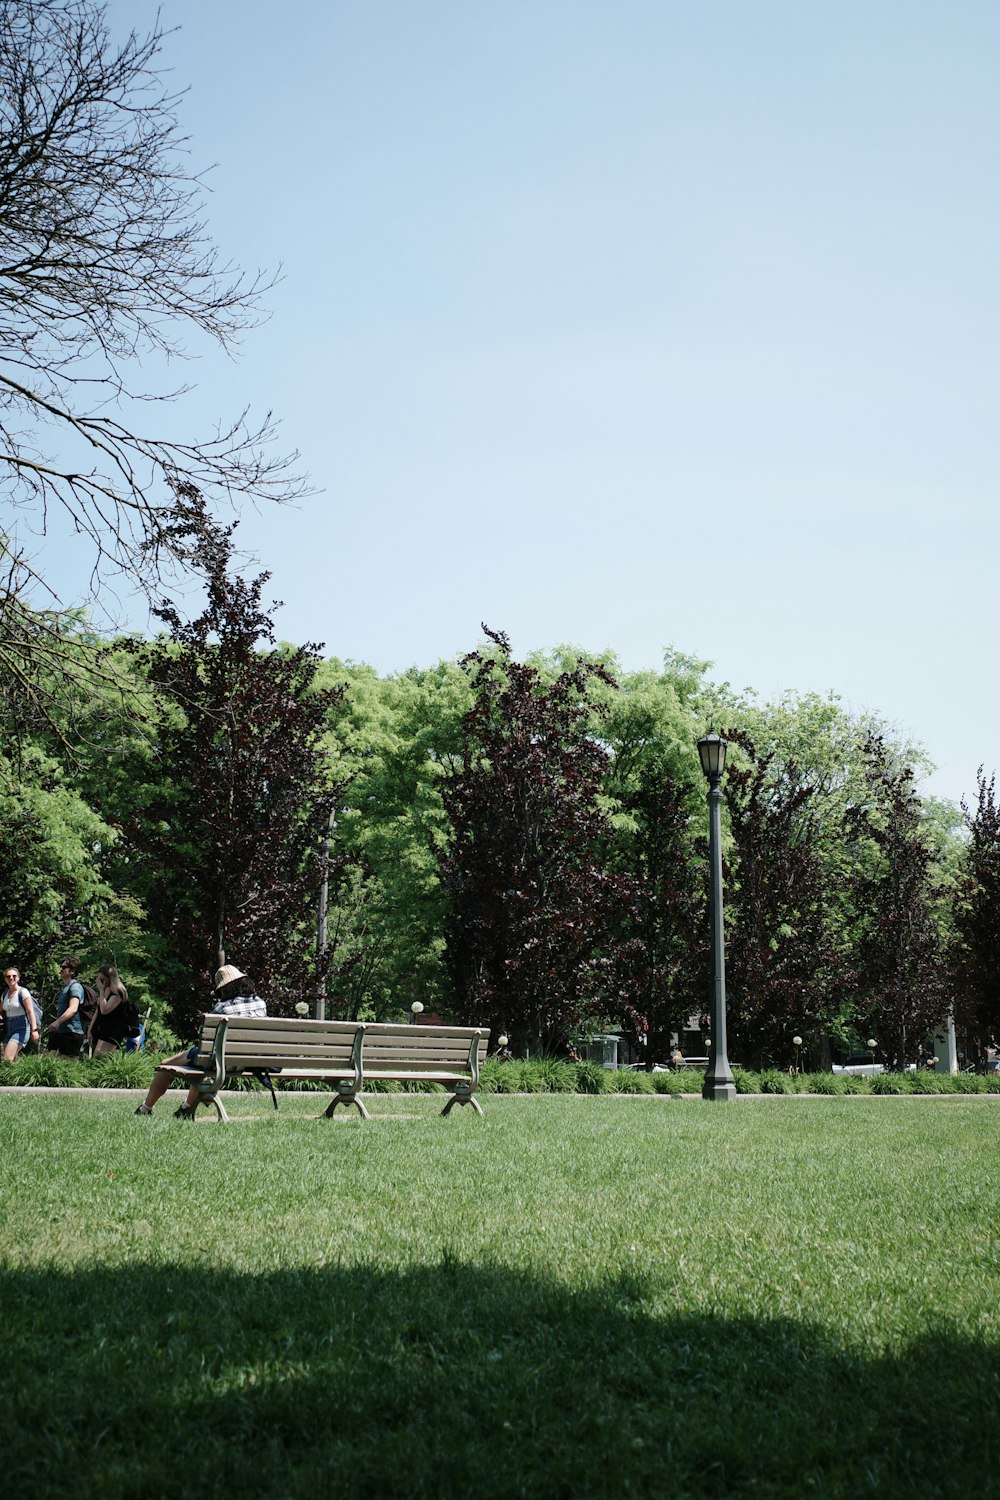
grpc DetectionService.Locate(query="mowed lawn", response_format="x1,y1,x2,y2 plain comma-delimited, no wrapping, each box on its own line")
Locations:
2,1090,998,1499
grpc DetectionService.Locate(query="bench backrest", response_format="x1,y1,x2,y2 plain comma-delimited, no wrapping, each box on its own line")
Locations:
361,1022,488,1077
193,1015,362,1072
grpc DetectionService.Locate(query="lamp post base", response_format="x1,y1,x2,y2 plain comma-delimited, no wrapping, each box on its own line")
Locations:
702,1078,737,1102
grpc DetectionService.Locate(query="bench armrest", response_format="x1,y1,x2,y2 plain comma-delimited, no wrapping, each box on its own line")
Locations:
466,1029,485,1088
198,1015,229,1094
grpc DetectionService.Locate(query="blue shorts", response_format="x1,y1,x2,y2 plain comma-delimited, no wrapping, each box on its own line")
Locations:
124,1024,146,1053
3,1015,31,1046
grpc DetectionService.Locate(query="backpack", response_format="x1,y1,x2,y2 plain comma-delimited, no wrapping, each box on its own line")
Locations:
24,988,41,1029
121,996,141,1036
78,983,99,1030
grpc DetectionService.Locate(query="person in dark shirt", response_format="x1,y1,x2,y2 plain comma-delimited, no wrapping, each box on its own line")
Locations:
89,965,134,1054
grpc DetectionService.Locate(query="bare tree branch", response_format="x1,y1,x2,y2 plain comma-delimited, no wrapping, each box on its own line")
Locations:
0,0,307,610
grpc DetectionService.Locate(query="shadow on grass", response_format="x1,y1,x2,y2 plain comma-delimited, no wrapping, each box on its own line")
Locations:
6,1262,998,1499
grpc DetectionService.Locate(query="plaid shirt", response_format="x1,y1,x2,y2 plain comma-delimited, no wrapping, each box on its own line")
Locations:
211,994,267,1018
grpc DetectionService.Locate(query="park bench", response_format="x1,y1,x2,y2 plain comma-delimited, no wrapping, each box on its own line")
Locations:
159,1014,490,1122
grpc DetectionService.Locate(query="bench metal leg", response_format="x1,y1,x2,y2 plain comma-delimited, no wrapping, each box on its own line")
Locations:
198,1090,229,1122
441,1085,483,1117
323,1084,370,1120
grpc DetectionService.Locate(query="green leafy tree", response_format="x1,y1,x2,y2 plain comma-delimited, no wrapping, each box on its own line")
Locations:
314,656,472,1019
0,745,119,1005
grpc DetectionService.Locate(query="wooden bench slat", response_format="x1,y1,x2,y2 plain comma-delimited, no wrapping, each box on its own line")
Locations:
364,1056,476,1068
363,1070,467,1083
213,1052,353,1062
357,1023,488,1037
358,1037,486,1051
358,1058,472,1074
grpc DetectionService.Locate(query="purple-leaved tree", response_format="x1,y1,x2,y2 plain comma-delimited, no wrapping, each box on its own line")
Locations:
846,732,949,1069
954,767,1000,1049
126,489,345,1031
723,731,854,1069
437,627,627,1055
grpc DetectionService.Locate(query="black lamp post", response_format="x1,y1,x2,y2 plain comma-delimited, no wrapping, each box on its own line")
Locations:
697,730,736,1102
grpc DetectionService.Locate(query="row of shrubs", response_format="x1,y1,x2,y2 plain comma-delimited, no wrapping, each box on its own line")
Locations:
478,1060,1000,1096
0,1052,446,1093
732,1066,1000,1096
3,1051,1000,1096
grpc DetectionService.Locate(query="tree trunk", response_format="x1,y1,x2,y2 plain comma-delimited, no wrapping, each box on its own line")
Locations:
215,897,227,972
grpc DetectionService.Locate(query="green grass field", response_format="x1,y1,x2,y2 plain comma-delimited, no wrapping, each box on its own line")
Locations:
2,1090,998,1498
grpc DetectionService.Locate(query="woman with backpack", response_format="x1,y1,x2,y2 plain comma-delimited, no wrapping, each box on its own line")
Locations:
2,966,39,1061
89,965,136,1055
46,956,87,1056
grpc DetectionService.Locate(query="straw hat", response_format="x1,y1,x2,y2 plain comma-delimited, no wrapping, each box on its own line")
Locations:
214,964,247,992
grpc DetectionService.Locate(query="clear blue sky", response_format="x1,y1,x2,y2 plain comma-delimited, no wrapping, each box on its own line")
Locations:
72,2,1000,804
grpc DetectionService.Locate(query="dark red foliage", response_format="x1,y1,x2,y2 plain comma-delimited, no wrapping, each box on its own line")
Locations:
436,627,627,1055
126,488,346,1031
605,758,707,1064
955,767,1000,1045
722,731,852,1069
846,732,949,1068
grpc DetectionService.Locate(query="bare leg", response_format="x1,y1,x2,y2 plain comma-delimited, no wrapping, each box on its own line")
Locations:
2,1036,22,1063
136,1050,189,1112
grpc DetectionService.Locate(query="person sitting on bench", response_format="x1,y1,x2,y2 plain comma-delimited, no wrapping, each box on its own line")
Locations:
134,965,267,1119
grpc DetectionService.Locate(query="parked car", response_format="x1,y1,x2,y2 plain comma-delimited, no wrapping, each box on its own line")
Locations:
832,1055,885,1076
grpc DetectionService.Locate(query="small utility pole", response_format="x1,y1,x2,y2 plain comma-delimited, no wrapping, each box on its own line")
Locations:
315,808,335,1020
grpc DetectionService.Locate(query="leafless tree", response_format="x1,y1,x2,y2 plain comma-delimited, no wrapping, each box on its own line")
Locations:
0,0,304,619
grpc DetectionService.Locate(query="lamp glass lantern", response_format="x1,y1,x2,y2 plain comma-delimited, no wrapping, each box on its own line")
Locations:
697,730,728,782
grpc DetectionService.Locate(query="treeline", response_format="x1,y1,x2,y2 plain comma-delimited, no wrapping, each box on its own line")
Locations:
3,529,999,1067
5,4,997,1068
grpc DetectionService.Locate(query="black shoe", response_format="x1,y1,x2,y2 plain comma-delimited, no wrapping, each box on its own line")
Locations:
174,1105,195,1120
134,1105,153,1116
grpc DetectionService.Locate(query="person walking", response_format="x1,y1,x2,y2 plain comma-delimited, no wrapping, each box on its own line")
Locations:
88,965,134,1055
2,967,39,1061
134,965,267,1118
47,957,86,1057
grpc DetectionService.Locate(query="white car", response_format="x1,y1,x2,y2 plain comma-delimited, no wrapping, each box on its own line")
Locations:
832,1055,885,1076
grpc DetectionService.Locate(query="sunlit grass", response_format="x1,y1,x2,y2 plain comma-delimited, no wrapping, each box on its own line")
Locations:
2,1091,998,1498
